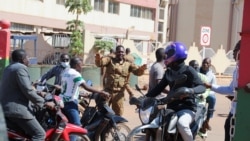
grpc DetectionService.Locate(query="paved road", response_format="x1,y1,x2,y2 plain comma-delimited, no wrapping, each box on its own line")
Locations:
122,75,232,141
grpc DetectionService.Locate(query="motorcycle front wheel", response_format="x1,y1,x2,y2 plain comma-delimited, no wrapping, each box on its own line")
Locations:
101,123,131,141
127,128,157,141
67,133,90,141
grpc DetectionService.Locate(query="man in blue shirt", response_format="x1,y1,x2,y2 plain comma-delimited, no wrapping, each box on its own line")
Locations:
39,53,70,94
205,40,240,141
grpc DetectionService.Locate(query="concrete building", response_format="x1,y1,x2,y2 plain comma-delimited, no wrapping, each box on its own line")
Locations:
0,0,169,63
0,0,245,67
166,0,244,52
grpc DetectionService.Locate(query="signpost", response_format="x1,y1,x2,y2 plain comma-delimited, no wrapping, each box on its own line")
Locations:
200,26,211,59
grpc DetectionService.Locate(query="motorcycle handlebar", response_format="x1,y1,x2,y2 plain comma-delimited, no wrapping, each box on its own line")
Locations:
129,96,157,110
129,97,142,106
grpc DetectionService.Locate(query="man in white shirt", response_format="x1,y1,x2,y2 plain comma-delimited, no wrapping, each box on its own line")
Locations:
60,58,109,127
199,57,217,132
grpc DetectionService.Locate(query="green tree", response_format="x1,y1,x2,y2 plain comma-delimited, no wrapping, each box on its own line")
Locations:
65,0,92,57
94,40,114,55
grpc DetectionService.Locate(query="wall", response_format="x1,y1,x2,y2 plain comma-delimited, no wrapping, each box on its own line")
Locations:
172,0,243,52
28,65,102,87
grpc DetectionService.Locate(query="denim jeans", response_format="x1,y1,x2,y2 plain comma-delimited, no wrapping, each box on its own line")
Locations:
63,100,81,141
63,100,81,126
176,109,195,141
206,93,216,119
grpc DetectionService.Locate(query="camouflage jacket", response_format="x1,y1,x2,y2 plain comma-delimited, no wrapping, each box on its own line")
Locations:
96,56,145,91
124,54,135,63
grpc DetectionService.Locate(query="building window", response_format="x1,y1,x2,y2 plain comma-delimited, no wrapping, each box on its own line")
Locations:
52,34,70,48
159,8,165,20
10,23,34,31
108,1,119,14
10,33,25,49
130,5,153,20
131,5,141,18
158,33,163,43
56,0,65,5
94,0,104,12
158,22,164,32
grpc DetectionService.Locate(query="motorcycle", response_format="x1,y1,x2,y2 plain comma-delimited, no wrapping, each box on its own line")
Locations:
34,80,131,141
6,90,90,141
126,74,207,141
79,91,131,141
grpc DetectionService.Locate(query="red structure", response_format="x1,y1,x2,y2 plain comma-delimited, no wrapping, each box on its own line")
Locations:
0,19,11,79
234,0,250,140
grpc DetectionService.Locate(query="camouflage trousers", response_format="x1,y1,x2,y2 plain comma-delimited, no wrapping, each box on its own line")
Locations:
105,87,125,116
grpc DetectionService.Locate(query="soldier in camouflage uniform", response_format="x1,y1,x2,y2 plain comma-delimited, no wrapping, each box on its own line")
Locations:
95,45,147,116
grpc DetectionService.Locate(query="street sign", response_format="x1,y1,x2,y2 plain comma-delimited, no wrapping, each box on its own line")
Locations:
200,26,211,46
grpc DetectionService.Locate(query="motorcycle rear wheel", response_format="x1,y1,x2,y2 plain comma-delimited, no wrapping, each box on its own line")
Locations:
67,133,90,141
127,129,157,141
102,123,131,141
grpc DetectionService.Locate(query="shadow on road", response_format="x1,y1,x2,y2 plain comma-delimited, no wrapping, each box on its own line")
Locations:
217,113,228,117
132,133,145,141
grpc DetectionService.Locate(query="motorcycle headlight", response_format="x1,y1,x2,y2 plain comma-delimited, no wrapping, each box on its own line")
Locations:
139,106,153,124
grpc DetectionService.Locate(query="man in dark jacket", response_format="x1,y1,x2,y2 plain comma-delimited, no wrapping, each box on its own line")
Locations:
146,42,206,141
39,53,70,95
39,53,70,85
0,49,53,140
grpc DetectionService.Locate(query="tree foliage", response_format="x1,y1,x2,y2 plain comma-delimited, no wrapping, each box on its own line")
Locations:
65,0,92,57
65,0,92,15
94,40,114,54
66,20,84,31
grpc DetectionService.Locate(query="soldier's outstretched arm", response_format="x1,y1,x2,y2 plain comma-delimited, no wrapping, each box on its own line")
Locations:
125,83,134,99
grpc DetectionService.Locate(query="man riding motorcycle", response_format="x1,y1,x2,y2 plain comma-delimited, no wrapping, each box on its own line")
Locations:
0,49,54,141
146,42,206,141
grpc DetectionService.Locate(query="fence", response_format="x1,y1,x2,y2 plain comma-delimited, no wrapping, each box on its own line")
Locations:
185,42,235,76
135,41,236,76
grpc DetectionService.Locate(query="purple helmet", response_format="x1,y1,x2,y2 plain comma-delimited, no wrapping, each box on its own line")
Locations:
164,42,188,65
